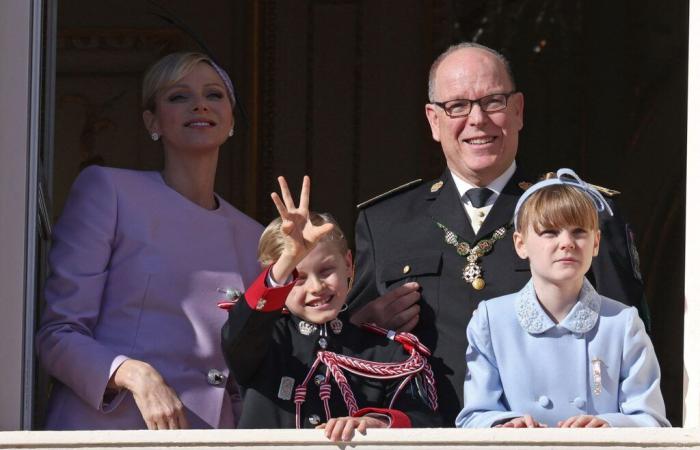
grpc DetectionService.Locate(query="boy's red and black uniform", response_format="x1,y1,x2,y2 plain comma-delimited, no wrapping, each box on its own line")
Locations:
221,268,439,429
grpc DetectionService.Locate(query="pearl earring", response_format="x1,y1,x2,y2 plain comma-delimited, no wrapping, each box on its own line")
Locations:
150,132,159,141
228,128,234,137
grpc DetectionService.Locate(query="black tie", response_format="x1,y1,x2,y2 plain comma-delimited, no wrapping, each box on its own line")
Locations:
465,188,493,208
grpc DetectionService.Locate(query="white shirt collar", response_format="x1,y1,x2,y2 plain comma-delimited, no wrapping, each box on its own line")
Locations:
450,161,517,198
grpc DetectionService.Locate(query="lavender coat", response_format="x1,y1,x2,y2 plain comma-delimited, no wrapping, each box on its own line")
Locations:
36,166,263,429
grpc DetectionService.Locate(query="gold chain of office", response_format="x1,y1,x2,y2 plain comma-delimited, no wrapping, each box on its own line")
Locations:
435,222,507,290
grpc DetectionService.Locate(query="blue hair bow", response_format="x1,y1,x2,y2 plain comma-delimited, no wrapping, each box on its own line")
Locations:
513,168,614,232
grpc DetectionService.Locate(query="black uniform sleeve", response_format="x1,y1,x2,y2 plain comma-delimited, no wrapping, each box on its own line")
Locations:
221,296,283,387
588,199,651,329
347,209,382,315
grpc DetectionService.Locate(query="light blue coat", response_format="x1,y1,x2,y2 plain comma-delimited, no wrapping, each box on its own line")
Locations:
455,279,670,428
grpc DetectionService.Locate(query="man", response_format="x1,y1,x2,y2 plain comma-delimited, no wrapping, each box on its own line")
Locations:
348,42,647,427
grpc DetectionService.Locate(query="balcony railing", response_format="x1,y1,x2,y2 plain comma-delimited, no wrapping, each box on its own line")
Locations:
0,428,698,449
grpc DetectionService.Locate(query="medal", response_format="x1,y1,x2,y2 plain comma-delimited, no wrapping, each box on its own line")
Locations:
329,318,343,335
436,222,507,289
298,321,317,336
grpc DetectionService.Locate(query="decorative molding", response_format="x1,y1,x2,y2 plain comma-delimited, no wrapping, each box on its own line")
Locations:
57,28,183,53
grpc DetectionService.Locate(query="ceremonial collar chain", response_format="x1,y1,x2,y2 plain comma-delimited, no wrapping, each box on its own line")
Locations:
436,222,508,290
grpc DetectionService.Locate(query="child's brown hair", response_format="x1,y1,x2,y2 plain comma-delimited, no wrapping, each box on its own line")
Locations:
516,184,599,236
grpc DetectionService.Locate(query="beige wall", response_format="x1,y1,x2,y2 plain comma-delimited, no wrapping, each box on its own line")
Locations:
0,0,37,430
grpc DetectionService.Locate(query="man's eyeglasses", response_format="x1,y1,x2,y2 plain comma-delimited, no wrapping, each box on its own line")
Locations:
431,92,516,118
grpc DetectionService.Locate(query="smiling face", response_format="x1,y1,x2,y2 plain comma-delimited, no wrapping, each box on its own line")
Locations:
425,47,524,186
284,242,353,325
143,62,233,155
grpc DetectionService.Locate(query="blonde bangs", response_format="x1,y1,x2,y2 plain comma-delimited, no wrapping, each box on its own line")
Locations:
142,52,214,111
257,213,348,267
517,185,599,235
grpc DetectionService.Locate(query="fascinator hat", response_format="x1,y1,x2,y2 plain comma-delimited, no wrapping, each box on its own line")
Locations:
513,168,613,232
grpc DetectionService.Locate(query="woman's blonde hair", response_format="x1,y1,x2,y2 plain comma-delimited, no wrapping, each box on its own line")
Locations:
258,213,348,266
516,184,599,236
141,52,235,112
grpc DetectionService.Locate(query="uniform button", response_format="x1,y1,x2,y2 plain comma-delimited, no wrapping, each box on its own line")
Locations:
403,265,411,274
207,369,225,386
314,374,326,386
573,397,586,409
318,337,328,349
538,395,551,407
308,414,321,425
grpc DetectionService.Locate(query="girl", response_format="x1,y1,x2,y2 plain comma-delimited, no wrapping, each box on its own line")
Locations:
221,176,439,441
456,168,670,428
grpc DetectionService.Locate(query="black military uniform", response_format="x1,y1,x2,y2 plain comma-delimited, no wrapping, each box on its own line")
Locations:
347,167,648,427
221,281,440,429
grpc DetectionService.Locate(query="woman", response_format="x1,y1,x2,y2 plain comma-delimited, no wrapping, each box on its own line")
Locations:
36,52,262,430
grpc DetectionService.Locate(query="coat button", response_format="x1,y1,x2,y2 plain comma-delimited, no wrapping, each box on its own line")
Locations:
403,265,411,274
314,374,326,386
207,369,225,386
538,395,551,407
318,337,328,349
308,414,321,425
573,397,586,409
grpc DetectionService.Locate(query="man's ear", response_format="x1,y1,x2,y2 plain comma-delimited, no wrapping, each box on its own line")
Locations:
425,104,441,142
592,229,601,257
513,231,528,260
142,110,159,135
511,92,525,131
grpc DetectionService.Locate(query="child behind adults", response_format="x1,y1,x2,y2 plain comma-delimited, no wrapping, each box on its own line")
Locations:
456,169,670,428
221,176,439,441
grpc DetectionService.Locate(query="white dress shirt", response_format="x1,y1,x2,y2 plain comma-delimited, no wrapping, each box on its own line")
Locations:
450,162,516,234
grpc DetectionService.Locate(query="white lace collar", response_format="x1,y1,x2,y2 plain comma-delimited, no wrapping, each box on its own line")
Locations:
515,278,601,334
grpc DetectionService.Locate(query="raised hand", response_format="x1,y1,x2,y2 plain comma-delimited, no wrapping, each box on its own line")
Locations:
270,176,334,283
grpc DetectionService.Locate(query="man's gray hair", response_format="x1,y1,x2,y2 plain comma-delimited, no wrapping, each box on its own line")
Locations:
427,42,516,102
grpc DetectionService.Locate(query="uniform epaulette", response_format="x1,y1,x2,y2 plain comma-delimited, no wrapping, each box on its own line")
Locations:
588,183,621,197
538,172,620,197
357,179,423,209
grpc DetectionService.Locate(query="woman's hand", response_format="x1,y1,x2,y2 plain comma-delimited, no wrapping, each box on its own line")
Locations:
494,415,547,428
557,415,609,428
270,175,333,283
317,415,388,441
110,359,189,430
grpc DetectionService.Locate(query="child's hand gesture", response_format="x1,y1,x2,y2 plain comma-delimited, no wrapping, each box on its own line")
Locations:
557,415,609,428
270,175,334,283
318,415,388,441
494,415,547,428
